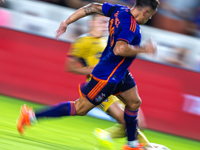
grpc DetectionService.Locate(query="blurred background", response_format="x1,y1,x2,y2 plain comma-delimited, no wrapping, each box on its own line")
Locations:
0,0,200,149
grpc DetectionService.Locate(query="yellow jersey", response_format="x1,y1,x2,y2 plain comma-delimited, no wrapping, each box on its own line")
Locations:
68,33,107,67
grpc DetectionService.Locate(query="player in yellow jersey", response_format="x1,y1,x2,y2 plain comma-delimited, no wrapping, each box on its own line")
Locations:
66,14,152,150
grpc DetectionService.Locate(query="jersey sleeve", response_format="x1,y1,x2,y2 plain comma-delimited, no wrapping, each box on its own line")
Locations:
102,2,116,17
116,16,138,44
67,37,88,58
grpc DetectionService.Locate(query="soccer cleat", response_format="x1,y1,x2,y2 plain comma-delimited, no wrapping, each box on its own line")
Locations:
17,104,35,135
122,144,145,150
93,128,115,150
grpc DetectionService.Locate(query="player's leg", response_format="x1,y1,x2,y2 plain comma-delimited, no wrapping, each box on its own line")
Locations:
96,94,149,148
101,96,146,130
17,79,98,134
17,97,95,134
94,96,124,150
113,71,143,149
35,97,95,118
103,124,149,144
17,77,116,135
102,98,126,138
137,129,149,144
94,95,149,150
98,95,147,139
17,79,99,134
104,96,125,126
118,86,142,149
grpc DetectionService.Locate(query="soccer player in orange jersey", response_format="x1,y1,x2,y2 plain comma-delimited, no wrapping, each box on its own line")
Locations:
17,1,159,149
66,14,148,150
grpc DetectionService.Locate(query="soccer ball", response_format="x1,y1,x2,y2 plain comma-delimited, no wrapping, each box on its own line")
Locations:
144,143,171,150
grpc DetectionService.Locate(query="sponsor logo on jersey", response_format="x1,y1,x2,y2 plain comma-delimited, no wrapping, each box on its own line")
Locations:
95,93,106,103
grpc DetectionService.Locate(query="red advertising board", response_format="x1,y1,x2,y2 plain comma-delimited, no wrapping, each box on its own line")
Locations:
0,27,85,104
0,28,200,141
131,59,200,141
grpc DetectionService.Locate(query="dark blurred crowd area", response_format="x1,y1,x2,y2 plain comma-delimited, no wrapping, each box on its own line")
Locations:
0,0,200,71
1,0,200,38
38,0,200,38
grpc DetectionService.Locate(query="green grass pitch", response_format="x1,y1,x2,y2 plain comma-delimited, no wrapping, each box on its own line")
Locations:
0,95,200,150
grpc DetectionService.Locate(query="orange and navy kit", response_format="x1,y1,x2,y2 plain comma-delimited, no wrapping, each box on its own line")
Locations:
80,3,141,105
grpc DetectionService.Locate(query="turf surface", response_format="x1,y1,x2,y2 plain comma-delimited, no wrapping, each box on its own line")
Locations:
0,95,200,150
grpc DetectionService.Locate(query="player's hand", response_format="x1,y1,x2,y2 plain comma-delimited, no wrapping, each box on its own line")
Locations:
143,38,157,55
0,0,4,3
55,20,68,40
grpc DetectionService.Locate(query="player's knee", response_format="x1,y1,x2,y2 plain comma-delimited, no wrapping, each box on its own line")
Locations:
75,104,89,116
74,97,94,116
134,97,142,107
127,97,142,110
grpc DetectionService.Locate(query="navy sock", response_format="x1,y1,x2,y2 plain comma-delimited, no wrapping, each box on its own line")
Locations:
35,101,76,119
124,107,138,142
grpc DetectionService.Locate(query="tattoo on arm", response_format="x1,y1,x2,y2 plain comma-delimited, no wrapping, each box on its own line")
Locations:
83,2,104,16
84,3,93,15
67,17,71,22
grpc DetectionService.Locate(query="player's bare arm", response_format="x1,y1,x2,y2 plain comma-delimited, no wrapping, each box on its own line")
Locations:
56,2,103,39
65,57,94,75
113,39,157,57
0,0,4,3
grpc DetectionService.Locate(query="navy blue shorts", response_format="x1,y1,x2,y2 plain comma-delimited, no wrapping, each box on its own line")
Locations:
80,71,136,105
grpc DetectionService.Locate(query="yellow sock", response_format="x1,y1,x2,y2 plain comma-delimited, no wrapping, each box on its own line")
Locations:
104,124,126,138
137,129,149,144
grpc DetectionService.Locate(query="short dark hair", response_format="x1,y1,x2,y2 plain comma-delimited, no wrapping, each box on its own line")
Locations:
135,0,160,10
